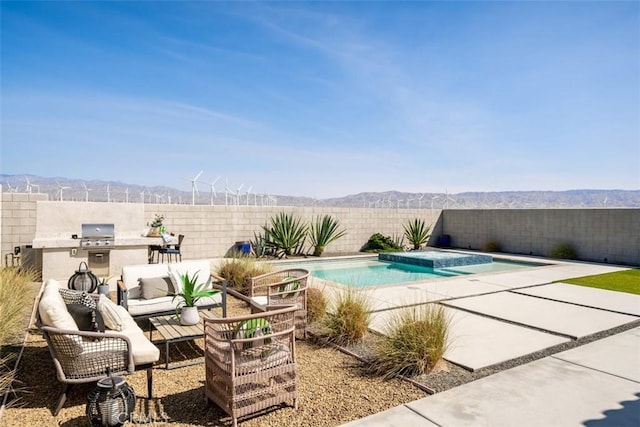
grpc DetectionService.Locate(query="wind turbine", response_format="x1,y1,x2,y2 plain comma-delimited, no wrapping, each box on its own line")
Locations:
56,182,71,201
190,170,203,205
140,189,145,204
24,177,33,193
82,183,92,202
431,195,440,210
209,176,220,206
106,184,111,203
245,185,253,206
417,194,425,208
235,184,244,206
124,188,129,203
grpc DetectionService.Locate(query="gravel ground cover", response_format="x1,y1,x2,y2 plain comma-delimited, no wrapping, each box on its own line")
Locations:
3,281,639,426
1,290,425,427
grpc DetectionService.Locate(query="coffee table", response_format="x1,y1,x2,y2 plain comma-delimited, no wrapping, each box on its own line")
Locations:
149,310,218,370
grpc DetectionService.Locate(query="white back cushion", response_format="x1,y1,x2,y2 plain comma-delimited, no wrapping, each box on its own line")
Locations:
38,279,79,330
121,264,169,291
168,260,212,293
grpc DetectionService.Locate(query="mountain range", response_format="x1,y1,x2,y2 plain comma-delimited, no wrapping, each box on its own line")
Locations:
1,174,638,209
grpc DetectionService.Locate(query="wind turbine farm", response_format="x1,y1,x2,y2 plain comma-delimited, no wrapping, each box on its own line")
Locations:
1,174,638,208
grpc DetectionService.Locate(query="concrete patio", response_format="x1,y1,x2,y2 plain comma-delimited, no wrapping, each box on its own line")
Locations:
343,260,640,426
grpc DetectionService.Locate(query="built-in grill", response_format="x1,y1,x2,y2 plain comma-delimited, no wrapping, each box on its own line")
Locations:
80,223,115,249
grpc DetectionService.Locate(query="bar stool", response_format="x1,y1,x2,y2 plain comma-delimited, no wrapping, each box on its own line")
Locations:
160,235,184,263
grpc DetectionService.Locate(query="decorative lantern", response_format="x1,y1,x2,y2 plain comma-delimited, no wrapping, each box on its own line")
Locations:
68,261,99,293
86,370,136,427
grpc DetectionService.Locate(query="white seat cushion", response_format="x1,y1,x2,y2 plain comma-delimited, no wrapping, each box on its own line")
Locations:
250,296,267,310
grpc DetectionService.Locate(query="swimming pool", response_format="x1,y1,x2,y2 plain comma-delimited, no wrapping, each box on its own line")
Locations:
276,254,546,288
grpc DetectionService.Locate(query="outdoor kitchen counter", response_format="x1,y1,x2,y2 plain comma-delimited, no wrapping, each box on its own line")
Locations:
32,236,164,249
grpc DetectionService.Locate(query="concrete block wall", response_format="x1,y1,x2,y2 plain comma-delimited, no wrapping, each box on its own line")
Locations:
143,204,442,260
1,194,638,271
0,192,47,270
442,209,640,266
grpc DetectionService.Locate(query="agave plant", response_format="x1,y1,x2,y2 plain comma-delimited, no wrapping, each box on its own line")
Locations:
261,212,308,257
309,215,347,257
403,218,431,250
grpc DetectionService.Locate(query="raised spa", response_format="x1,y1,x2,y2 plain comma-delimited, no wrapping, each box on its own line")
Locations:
379,250,492,269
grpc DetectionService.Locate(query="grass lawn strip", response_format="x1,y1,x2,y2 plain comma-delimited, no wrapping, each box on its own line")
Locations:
559,269,640,295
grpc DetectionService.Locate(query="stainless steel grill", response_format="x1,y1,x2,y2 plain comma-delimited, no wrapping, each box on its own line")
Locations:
80,223,115,248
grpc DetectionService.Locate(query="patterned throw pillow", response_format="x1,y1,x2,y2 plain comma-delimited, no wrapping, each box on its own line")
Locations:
278,277,300,298
236,318,272,350
59,289,104,333
59,288,96,309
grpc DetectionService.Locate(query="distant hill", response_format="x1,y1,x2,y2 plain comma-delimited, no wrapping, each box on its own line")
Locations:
1,174,638,208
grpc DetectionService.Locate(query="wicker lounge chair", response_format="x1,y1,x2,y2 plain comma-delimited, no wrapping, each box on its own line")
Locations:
248,268,310,338
203,305,298,427
36,279,159,415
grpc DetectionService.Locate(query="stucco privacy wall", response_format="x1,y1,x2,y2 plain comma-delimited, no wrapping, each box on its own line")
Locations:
442,208,640,266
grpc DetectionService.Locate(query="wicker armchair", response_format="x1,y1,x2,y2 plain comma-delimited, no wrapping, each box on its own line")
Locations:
203,305,298,427
249,268,310,337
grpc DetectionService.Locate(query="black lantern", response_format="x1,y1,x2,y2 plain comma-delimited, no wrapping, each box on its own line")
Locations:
86,370,136,427
68,261,99,293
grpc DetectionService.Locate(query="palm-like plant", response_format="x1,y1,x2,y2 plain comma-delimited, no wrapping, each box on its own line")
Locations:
262,212,308,258
172,272,219,308
403,218,431,250
309,215,347,257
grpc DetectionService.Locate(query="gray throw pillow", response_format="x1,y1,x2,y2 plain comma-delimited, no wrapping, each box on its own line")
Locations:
140,276,175,300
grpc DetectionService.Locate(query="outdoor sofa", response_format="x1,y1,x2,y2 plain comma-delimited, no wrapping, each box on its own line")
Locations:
117,259,222,319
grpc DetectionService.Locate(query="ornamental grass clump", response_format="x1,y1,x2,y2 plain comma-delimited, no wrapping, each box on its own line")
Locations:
324,288,372,345
307,287,327,323
0,267,37,403
371,303,449,379
216,256,273,296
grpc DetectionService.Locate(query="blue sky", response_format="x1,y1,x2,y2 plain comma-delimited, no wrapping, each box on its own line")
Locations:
1,1,638,198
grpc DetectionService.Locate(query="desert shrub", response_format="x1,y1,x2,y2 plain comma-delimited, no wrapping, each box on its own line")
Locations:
309,215,347,257
1,267,37,403
262,212,308,258
482,241,501,252
216,257,273,295
361,233,404,253
549,243,577,260
403,218,431,250
307,287,327,323
371,304,449,379
251,230,271,258
324,288,372,345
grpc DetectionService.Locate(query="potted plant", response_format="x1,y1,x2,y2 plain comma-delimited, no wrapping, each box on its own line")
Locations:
172,271,219,325
147,214,165,237
97,276,115,298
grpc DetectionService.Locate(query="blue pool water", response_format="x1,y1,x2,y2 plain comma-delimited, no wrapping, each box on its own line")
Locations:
277,254,545,288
